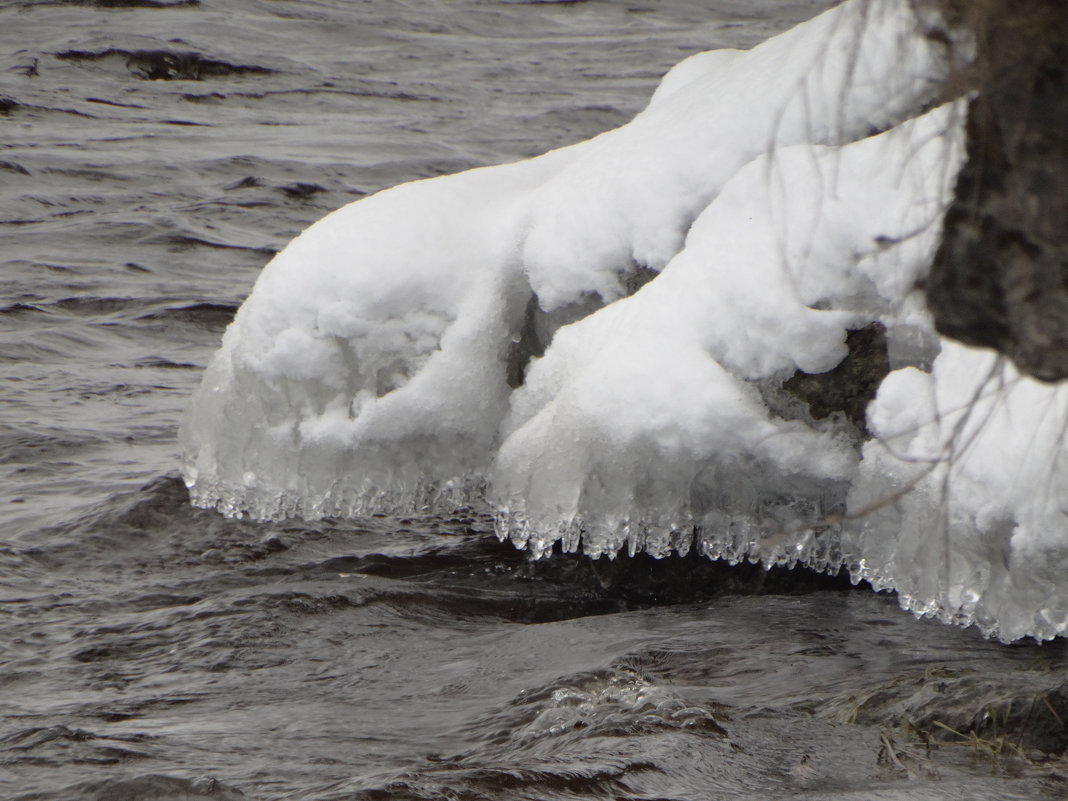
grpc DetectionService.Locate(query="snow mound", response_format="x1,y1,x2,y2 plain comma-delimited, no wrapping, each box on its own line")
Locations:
181,0,1068,641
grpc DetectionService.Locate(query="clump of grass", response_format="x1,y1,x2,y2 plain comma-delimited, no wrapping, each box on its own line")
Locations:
931,719,1024,760
877,727,940,780
925,699,1050,774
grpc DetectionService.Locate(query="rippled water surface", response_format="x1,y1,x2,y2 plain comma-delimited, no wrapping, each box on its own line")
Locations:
3,1,1068,799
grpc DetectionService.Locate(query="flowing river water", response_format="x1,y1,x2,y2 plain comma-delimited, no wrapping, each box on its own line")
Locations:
2,1,1067,799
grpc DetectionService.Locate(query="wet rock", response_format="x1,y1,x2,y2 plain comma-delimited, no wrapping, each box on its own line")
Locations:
926,0,1068,381
782,322,890,432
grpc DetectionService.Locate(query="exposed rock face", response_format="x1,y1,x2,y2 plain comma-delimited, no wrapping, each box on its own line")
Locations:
926,0,1068,381
783,323,890,433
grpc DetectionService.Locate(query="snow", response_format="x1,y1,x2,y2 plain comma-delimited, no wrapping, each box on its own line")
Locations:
493,104,964,564
851,344,1068,641
180,0,1068,641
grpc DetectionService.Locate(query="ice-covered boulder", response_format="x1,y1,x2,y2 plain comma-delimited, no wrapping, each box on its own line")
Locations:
492,104,965,562
181,0,1068,641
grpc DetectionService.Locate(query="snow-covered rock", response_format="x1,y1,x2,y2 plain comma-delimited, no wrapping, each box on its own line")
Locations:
181,0,1068,641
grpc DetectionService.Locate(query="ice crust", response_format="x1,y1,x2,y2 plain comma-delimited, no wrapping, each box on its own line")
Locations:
181,0,1068,641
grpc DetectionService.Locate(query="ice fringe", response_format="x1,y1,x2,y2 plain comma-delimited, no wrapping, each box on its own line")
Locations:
181,0,1068,642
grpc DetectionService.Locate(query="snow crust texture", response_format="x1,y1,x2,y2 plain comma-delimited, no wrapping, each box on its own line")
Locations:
180,0,1068,642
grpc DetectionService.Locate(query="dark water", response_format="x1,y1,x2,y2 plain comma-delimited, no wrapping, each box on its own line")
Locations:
2,1,1068,799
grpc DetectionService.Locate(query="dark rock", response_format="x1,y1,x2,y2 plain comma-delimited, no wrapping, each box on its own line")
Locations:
926,0,1068,381
782,322,890,432
507,264,659,389
506,291,601,389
